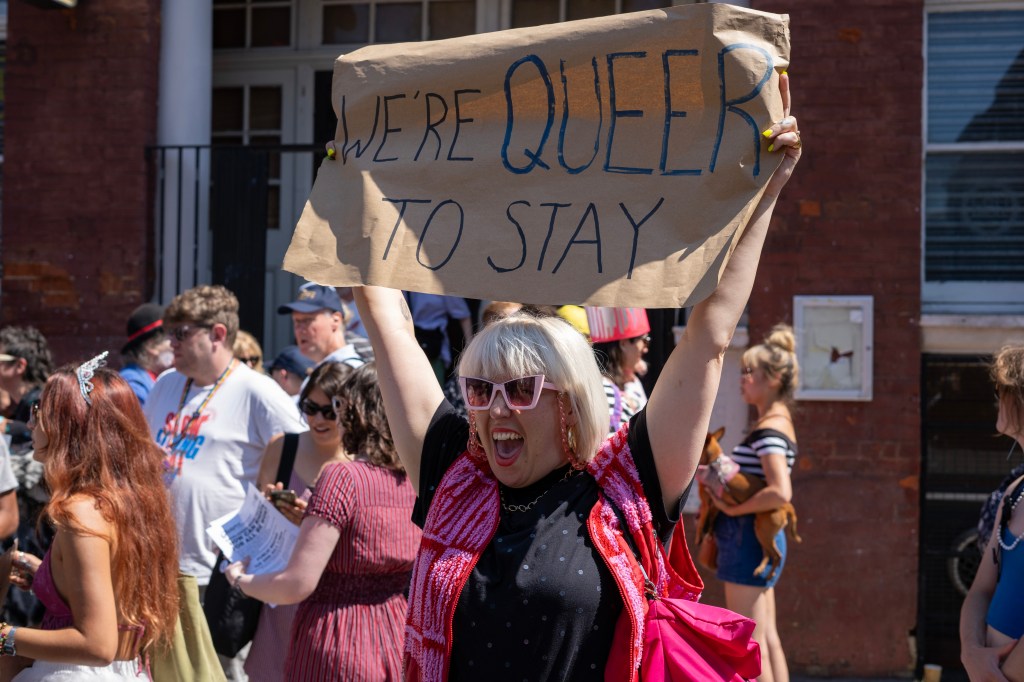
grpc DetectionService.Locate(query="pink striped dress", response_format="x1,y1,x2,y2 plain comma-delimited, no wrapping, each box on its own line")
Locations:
283,460,420,682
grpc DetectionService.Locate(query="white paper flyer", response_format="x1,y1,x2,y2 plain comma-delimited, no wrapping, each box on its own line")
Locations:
206,484,300,575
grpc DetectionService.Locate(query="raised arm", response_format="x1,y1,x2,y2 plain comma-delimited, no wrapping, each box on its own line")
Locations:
353,286,446,490
645,73,802,506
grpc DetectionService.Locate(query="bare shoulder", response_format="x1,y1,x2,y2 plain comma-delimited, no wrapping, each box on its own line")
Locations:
264,433,286,458
759,414,797,443
62,495,114,538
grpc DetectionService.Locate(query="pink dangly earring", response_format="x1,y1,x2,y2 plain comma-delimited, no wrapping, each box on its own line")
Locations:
467,413,486,461
558,393,586,470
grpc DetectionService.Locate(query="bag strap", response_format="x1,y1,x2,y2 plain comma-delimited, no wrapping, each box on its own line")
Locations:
275,433,300,485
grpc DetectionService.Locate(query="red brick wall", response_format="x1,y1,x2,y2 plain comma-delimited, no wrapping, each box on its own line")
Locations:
742,0,924,675
2,1,161,364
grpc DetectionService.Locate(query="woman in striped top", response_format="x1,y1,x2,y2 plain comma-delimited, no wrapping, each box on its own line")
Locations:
226,363,421,681
710,324,799,682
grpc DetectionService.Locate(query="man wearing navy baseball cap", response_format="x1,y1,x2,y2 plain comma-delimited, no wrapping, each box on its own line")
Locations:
265,345,315,396
278,282,371,371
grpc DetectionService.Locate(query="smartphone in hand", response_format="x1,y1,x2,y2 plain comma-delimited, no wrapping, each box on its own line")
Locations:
269,489,298,506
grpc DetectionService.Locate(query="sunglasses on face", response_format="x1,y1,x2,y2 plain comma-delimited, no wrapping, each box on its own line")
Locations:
629,334,651,345
299,399,336,421
167,325,211,342
459,375,559,411
240,356,261,368
741,367,755,375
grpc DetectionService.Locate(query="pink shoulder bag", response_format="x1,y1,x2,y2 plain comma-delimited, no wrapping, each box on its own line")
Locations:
607,528,762,681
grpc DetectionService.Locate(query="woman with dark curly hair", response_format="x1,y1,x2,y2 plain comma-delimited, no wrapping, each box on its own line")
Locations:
2,354,179,680
226,362,421,681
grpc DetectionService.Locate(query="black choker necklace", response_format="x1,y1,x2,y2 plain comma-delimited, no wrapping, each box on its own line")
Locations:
499,467,580,513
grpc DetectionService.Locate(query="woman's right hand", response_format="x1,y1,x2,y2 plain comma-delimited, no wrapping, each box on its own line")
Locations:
263,483,308,526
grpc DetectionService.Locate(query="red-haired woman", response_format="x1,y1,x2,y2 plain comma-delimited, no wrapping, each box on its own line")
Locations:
0,353,179,680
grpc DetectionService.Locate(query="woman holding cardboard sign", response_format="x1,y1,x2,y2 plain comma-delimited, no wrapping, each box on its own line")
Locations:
350,74,801,681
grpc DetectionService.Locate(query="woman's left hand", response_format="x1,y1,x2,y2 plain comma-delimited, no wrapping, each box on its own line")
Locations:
10,544,41,591
761,72,802,197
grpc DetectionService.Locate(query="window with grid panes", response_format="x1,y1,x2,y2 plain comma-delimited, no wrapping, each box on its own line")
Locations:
924,6,1024,287
321,0,476,45
510,0,688,28
214,0,293,48
211,85,285,228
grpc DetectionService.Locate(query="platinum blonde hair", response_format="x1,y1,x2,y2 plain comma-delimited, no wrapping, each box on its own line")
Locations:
458,312,607,463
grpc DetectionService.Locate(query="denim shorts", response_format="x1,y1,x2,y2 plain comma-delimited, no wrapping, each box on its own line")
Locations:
713,513,786,588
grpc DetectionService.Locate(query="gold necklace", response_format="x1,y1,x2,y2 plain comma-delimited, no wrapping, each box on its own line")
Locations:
499,468,579,513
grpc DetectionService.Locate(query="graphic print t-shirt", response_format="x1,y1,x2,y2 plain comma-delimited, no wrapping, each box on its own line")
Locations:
144,364,307,583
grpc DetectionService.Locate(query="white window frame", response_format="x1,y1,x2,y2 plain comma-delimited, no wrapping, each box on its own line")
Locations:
316,0,487,46
213,0,297,51
212,70,305,352
922,0,1024,314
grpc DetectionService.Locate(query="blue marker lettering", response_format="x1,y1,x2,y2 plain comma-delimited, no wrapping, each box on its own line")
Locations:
604,52,653,175
501,55,555,174
374,93,406,163
710,44,772,175
553,203,602,274
416,199,464,271
557,58,602,174
448,89,480,161
660,50,701,176
415,93,448,161
488,201,530,273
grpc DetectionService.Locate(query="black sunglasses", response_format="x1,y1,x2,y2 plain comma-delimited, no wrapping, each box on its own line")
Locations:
167,324,211,342
299,399,336,421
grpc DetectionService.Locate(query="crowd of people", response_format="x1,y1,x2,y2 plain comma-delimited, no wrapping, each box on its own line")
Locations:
2,78,972,682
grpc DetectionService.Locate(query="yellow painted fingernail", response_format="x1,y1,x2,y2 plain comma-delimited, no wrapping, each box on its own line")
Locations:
326,148,336,159
762,128,773,138
767,143,775,153
782,70,788,76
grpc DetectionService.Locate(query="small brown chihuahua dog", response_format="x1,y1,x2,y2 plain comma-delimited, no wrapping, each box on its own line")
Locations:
694,426,801,581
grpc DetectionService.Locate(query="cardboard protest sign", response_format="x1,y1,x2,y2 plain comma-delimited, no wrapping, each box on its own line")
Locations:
284,3,791,307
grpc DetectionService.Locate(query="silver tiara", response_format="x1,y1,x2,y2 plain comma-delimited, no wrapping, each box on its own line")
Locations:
77,351,109,406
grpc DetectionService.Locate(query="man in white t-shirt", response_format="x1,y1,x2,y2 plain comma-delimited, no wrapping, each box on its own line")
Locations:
278,282,372,374
144,285,306,586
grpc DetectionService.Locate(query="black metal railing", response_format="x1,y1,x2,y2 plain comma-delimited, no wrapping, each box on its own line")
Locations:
145,143,326,338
